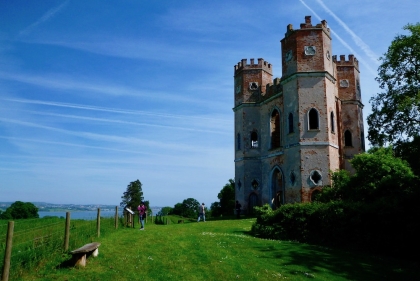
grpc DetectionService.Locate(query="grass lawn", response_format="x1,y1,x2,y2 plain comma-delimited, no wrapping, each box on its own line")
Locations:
19,219,417,281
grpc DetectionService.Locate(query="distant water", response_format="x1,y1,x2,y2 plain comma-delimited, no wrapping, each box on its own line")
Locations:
39,210,122,220
39,207,161,220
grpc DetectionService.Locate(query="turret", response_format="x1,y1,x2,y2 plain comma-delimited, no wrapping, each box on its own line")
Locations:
234,58,273,107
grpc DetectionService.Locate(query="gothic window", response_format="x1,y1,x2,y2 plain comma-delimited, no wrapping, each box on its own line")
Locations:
361,131,365,151
237,133,241,150
330,111,335,133
288,113,294,134
344,130,353,146
237,180,242,190
270,110,281,148
251,131,258,148
308,108,319,130
290,171,296,186
251,179,259,190
310,170,322,185
271,168,284,208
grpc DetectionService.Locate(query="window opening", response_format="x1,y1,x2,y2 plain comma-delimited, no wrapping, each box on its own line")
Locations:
330,111,335,133
251,131,258,148
271,110,281,148
288,113,294,134
308,108,319,130
237,133,241,150
344,130,352,146
251,180,259,190
310,170,322,185
290,171,296,185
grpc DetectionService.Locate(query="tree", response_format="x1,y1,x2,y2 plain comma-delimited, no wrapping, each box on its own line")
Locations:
316,147,416,203
217,179,235,216
367,23,420,146
394,135,420,176
0,201,39,220
171,198,200,218
120,179,144,211
158,206,173,216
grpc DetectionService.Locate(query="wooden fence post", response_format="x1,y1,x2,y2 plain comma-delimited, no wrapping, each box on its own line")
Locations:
1,221,14,281
114,206,118,229
64,212,70,251
97,208,101,238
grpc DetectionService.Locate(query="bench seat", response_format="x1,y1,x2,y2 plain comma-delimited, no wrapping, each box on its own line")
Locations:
70,242,101,267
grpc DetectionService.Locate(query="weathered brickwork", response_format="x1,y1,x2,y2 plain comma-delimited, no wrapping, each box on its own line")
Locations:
233,16,365,213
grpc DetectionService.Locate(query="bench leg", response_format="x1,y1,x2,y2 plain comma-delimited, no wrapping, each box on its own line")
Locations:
92,248,99,257
72,253,87,267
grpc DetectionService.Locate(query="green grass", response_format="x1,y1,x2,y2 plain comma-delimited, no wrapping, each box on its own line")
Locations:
12,219,418,281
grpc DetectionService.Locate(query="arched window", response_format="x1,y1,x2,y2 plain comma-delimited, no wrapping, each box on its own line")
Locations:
344,130,352,146
330,111,335,133
288,113,294,134
237,133,241,150
251,131,258,148
270,110,281,148
271,168,284,208
308,108,319,130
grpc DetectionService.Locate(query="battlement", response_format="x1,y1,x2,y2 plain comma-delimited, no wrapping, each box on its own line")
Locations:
286,16,330,37
333,54,359,69
234,58,272,75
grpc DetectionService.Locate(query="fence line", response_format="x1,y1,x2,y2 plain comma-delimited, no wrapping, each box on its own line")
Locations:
1,207,124,281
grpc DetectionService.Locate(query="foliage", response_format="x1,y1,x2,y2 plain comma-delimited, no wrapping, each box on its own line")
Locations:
171,198,200,218
253,147,420,260
315,147,415,203
0,201,39,219
120,179,144,211
368,22,420,146
394,135,420,176
210,179,235,216
157,206,173,216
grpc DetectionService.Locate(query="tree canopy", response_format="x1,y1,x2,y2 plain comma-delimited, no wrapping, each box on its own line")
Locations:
367,22,420,146
211,179,235,217
315,147,416,203
171,198,200,218
0,201,39,220
120,179,144,211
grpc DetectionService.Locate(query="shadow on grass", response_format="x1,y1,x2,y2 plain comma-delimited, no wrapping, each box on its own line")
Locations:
253,241,417,280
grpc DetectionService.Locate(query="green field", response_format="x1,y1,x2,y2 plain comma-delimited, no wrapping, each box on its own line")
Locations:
6,218,417,281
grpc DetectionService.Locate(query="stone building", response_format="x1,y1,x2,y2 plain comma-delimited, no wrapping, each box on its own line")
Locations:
233,16,365,213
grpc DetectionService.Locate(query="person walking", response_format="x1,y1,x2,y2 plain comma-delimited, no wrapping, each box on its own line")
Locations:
137,202,147,230
235,200,242,219
197,203,206,222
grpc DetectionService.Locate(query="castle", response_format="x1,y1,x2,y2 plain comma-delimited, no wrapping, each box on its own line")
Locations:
233,16,365,213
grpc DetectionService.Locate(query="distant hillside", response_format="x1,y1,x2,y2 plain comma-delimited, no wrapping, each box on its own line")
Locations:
0,202,162,214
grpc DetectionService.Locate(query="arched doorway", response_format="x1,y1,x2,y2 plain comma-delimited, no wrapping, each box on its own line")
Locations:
271,168,284,208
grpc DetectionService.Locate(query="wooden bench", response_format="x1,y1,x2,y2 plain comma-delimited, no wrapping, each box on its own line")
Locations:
70,242,101,267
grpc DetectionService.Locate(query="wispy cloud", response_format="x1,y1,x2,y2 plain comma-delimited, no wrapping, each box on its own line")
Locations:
1,98,231,123
315,0,379,64
19,0,69,37
0,117,226,152
299,0,378,75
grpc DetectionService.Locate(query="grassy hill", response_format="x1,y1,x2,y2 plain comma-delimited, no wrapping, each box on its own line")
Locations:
16,218,417,281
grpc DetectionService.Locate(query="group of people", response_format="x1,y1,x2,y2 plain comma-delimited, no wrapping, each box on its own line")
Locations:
135,200,243,229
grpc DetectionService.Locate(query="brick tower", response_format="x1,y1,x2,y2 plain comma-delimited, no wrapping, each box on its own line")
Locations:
233,16,365,213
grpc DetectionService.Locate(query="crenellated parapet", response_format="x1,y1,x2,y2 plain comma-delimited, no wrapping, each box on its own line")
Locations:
234,58,272,75
285,16,330,38
333,54,359,71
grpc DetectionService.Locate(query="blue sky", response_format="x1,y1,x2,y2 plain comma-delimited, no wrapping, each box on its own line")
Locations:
1,0,419,207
